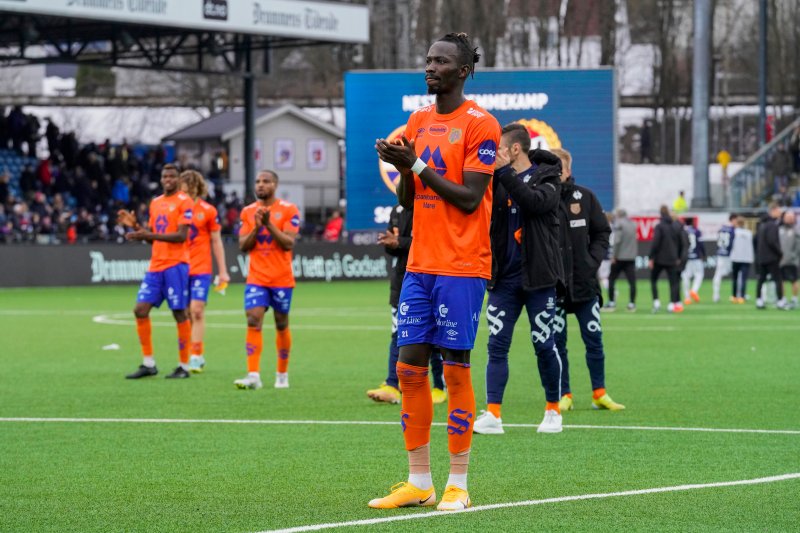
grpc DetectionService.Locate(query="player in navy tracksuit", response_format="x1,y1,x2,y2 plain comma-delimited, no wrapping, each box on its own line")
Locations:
712,214,737,302
552,148,625,412
681,218,706,304
473,123,565,435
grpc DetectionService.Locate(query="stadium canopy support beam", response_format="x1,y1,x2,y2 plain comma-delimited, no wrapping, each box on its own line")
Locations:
244,36,256,203
691,0,711,208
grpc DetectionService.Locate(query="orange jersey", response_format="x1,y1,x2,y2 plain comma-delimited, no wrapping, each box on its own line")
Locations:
147,191,194,272
239,200,301,287
187,199,221,276
403,100,500,279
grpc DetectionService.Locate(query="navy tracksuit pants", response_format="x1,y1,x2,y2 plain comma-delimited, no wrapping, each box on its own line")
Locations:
554,297,606,394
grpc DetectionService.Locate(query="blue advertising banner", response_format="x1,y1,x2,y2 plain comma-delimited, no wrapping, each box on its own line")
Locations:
344,68,616,231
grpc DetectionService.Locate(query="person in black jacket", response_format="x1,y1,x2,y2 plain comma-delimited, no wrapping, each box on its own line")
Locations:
552,148,624,412
366,204,446,403
472,123,565,435
649,205,688,312
755,202,785,309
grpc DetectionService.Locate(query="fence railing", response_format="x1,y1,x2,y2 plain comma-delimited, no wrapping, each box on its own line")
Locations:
729,117,800,208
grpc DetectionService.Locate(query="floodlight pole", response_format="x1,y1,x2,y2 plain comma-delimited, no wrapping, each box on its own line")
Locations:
244,35,256,203
758,0,767,147
691,0,711,208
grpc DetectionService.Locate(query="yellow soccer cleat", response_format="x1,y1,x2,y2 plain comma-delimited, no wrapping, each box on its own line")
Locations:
437,485,471,511
558,394,574,412
431,387,447,405
592,393,626,411
368,482,436,509
366,383,401,404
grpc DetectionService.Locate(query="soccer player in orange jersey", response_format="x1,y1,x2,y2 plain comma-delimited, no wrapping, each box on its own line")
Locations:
370,32,500,511
178,170,230,373
235,170,300,390
121,164,195,379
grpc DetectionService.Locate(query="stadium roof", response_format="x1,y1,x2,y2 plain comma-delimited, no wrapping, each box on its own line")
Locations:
0,0,369,75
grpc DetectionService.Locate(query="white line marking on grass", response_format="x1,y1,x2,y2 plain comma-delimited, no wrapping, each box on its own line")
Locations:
262,472,800,532
1,418,798,435
91,314,387,331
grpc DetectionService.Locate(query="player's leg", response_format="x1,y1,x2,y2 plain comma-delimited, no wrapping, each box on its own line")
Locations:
712,258,727,302
164,264,191,379
554,306,572,410
433,275,485,511
740,264,750,301
367,306,401,404
523,287,562,433
370,272,436,509
188,274,212,373
690,260,704,302
475,279,523,434
273,309,291,388
235,285,268,389
429,348,446,404
624,261,637,310
127,269,169,379
574,298,625,410
651,264,662,311
668,267,682,311
607,261,621,309
681,263,691,303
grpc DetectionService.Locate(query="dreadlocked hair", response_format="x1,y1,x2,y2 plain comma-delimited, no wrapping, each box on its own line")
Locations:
438,32,480,78
179,169,208,199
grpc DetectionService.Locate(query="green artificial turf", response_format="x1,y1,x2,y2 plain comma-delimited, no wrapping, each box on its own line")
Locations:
0,280,798,532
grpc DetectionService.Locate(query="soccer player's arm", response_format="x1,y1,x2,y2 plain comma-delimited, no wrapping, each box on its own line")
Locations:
239,209,260,253
496,164,561,216
587,195,612,268
265,206,299,251
209,208,230,283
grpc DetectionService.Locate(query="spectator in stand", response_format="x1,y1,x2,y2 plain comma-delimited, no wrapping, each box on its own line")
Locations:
45,118,60,159
672,191,688,214
0,107,8,149
112,177,131,206
20,165,36,200
0,169,9,205
323,210,344,242
778,210,800,309
770,144,793,199
7,106,26,155
24,114,40,158
790,126,800,174
37,159,52,195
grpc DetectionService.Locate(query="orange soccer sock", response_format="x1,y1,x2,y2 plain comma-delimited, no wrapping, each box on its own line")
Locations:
246,326,263,373
190,342,203,357
177,320,191,365
443,362,476,455
275,328,292,373
487,403,502,419
136,317,153,356
546,401,561,414
593,387,606,400
397,361,433,451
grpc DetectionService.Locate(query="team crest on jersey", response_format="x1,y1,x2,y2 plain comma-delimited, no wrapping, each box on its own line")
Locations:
570,203,581,215
197,212,205,221
273,212,283,220
448,128,462,144
168,205,175,212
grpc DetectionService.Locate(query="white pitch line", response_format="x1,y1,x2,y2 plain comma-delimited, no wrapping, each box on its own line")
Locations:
91,314,388,331
0,417,798,435
262,472,800,533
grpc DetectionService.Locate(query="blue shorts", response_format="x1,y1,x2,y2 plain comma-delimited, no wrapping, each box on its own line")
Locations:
397,272,486,350
244,284,294,314
189,274,213,303
136,263,189,310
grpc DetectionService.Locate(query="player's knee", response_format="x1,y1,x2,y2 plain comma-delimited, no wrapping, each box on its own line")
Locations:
487,336,511,357
173,309,188,322
246,313,262,329
133,304,149,319
190,305,204,322
274,314,289,330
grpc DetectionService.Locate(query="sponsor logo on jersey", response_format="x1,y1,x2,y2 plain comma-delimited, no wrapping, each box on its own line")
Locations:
428,124,448,136
477,139,497,165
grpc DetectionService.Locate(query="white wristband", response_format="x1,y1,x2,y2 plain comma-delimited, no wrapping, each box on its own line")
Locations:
411,158,427,175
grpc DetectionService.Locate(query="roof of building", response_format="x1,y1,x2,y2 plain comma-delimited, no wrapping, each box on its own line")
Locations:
163,104,343,143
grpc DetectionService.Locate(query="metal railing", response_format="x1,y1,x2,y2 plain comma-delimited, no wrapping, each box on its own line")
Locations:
729,117,800,208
